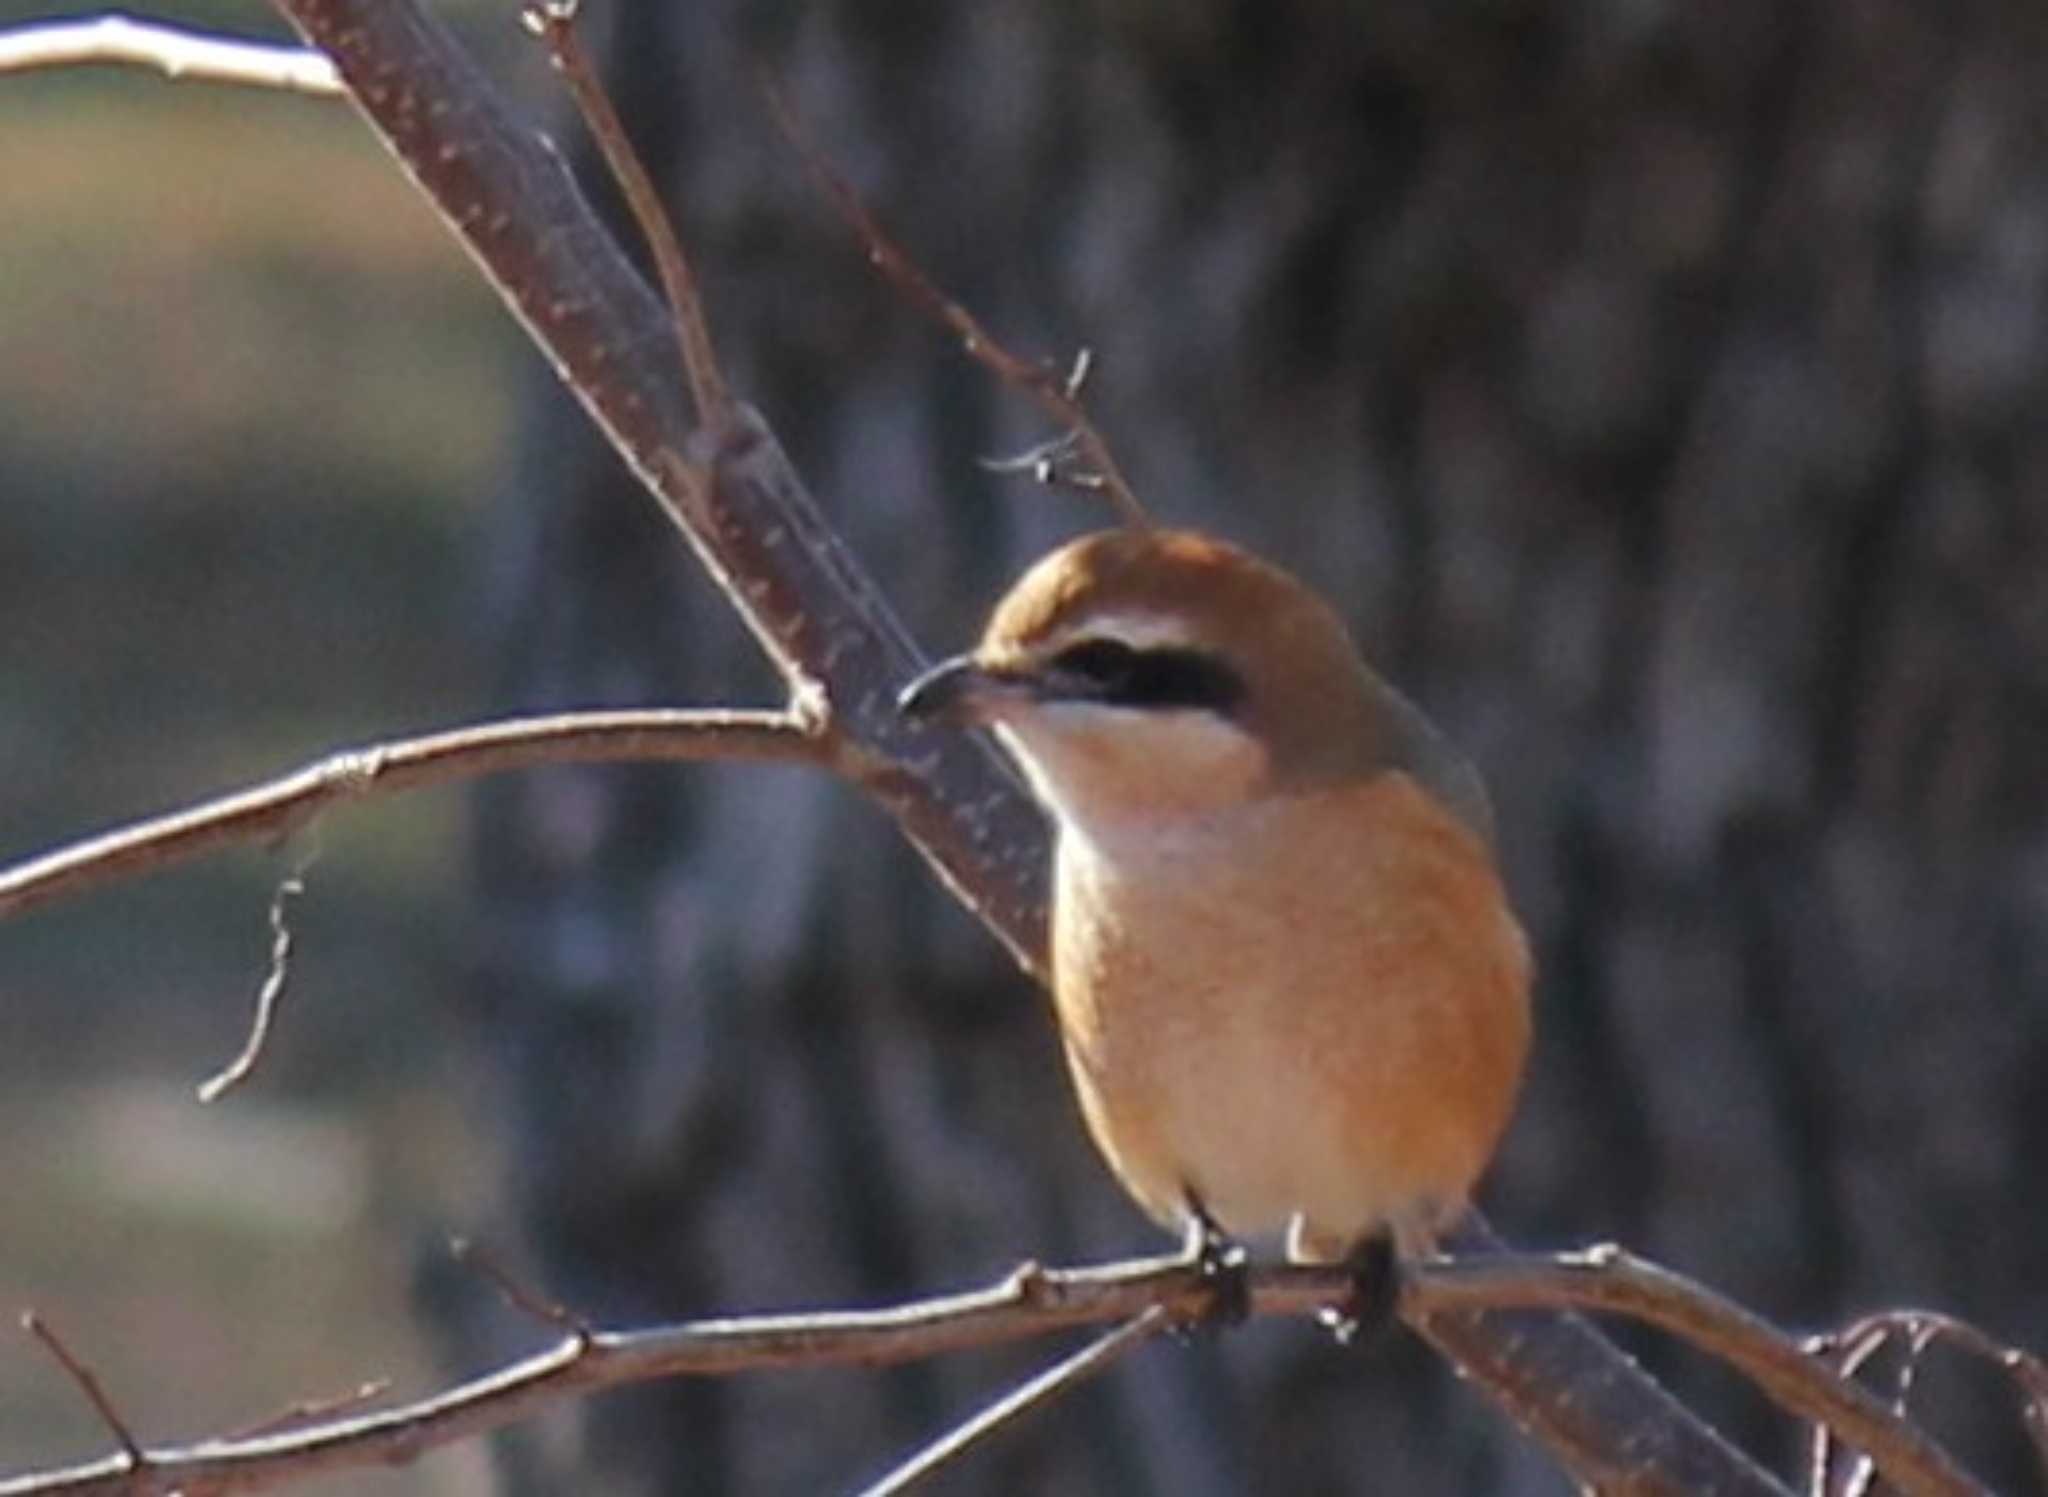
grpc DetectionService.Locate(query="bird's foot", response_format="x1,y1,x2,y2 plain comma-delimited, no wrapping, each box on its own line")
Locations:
1319,1231,1398,1348
1174,1194,1250,1335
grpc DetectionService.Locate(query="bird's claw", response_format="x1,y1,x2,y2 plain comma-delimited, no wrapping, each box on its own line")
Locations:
1175,1195,1251,1336
1319,1231,1399,1347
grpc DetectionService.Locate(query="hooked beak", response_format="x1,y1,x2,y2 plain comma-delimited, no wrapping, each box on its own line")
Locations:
896,654,1033,726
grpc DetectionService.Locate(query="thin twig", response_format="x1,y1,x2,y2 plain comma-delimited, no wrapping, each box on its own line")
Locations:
0,14,341,93
857,1307,1171,1497
1858,1321,1933,1497
1808,1321,1892,1497
226,1381,391,1441
1807,1310,2048,1491
762,79,1151,529
197,833,318,1102
19,1315,143,1470
522,0,734,438
978,430,1088,483
0,709,823,924
450,1238,593,1343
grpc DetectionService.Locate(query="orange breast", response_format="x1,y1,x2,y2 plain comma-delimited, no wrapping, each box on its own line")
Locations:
1050,770,1531,1258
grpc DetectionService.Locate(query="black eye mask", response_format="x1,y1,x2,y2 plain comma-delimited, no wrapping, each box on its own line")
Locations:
1047,639,1248,715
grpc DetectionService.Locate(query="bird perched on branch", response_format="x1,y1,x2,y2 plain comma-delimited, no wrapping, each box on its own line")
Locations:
899,527,1529,1312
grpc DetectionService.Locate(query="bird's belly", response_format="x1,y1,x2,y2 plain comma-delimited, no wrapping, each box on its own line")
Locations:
1147,1022,1341,1237
1061,970,1433,1251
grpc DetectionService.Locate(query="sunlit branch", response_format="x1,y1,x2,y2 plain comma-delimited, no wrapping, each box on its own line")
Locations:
0,709,822,922
0,14,340,93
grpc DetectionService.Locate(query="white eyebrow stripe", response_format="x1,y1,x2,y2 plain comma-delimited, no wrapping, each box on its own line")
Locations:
1048,612,1199,652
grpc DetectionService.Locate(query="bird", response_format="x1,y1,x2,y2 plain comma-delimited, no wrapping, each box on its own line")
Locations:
897,526,1530,1304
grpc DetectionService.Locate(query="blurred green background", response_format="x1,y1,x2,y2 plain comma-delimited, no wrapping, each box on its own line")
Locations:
0,3,527,1489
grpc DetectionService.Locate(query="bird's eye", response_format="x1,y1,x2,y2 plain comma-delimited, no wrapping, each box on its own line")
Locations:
1048,638,1246,714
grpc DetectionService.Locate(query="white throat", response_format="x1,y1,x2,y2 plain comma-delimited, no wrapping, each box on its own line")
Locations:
993,704,1270,841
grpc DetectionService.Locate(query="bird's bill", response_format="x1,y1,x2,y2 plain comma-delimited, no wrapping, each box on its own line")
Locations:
896,654,1034,725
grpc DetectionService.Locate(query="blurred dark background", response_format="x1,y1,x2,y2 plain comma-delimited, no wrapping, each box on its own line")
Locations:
2,1,2044,1494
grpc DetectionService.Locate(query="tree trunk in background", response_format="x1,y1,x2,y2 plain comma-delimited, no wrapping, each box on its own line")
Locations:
446,4,2048,1492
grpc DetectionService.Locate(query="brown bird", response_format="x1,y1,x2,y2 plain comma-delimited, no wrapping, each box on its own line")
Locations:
899,527,1529,1289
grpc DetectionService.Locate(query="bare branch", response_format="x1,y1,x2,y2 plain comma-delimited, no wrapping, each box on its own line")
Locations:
762,79,1151,530
2,1247,1995,1497
268,0,1055,971
520,0,734,438
856,1307,1172,1496
1416,1241,1984,1497
195,861,307,1103
0,14,341,93
0,1253,1280,1496
0,710,822,923
18,1314,144,1473
1808,1320,1892,1497
450,1238,594,1343
1412,1211,1790,1494
1806,1309,2048,1491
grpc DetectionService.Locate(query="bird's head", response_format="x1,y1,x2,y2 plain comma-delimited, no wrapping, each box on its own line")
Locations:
898,529,1422,834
